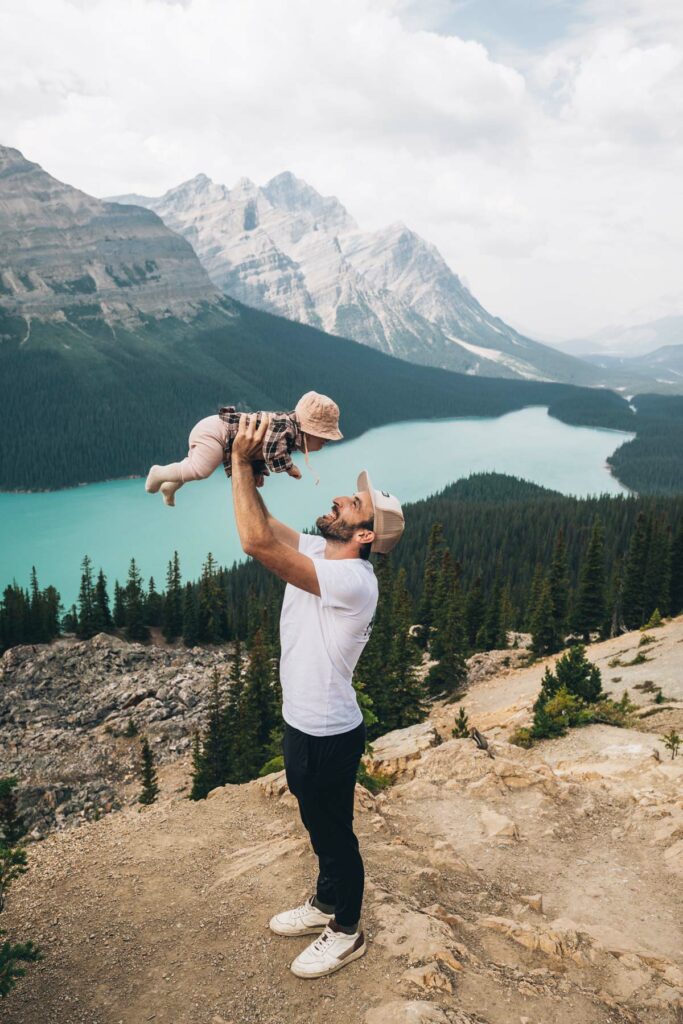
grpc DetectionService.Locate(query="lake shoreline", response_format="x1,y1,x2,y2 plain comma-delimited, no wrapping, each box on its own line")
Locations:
0,409,638,605
0,406,636,496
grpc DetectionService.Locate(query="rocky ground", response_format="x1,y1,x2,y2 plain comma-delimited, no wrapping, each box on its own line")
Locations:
1,619,682,1024
0,635,235,835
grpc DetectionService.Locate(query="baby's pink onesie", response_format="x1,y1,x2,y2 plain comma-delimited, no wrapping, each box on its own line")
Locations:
178,415,230,482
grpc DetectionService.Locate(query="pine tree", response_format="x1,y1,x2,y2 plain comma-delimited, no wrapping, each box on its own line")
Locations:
573,517,606,642
452,706,470,738
554,644,603,703
62,603,78,635
124,559,149,642
220,639,243,776
189,731,208,800
607,555,626,637
138,738,159,805
243,627,279,757
0,778,26,846
530,664,564,737
0,776,41,996
76,555,97,639
643,517,671,619
476,572,506,651
230,652,261,783
426,573,468,698
190,670,228,800
465,576,486,649
548,529,570,647
531,644,602,740
531,576,561,656
182,583,200,647
197,553,226,643
41,586,61,641
430,550,457,661
526,563,545,626
145,576,163,628
622,512,649,628
162,551,183,642
27,567,45,643
113,580,126,629
416,523,445,645
499,580,515,633
384,569,426,729
222,640,246,779
93,568,113,634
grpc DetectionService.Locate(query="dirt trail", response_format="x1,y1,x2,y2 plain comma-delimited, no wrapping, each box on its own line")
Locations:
3,620,683,1024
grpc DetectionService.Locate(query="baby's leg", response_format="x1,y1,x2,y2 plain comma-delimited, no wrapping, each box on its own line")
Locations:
146,416,226,506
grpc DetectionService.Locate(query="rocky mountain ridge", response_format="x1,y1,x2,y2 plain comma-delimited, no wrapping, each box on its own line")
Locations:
2,618,682,1024
0,145,220,331
109,171,605,386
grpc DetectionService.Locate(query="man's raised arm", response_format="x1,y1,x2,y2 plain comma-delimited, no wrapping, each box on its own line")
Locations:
253,491,300,550
231,414,320,596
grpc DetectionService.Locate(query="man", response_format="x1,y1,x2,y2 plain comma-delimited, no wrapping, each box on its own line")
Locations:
231,412,404,979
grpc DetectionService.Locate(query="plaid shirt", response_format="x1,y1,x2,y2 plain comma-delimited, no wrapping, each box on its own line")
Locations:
218,406,302,478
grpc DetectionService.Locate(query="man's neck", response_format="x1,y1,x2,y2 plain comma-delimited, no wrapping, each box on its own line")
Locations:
322,538,360,561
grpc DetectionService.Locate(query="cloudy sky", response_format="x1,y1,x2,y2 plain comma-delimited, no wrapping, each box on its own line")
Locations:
2,0,682,340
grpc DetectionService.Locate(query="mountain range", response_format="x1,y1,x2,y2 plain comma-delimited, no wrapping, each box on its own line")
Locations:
582,344,683,387
1,143,642,493
559,314,683,359
109,172,607,387
12,144,683,497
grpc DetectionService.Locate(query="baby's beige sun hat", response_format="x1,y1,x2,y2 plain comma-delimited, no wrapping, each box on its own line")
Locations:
294,391,343,440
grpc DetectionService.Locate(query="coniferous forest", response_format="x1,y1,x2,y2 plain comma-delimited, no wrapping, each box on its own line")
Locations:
2,298,682,494
2,472,682,791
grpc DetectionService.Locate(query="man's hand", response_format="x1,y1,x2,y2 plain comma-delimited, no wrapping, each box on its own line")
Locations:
287,465,302,480
232,412,270,465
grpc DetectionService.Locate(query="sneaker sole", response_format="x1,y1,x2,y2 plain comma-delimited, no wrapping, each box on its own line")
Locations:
269,921,329,937
290,940,367,978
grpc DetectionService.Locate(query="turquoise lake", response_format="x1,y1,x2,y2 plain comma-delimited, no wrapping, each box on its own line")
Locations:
0,407,634,606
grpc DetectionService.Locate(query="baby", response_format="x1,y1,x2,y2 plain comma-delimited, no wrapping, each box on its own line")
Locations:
145,391,342,506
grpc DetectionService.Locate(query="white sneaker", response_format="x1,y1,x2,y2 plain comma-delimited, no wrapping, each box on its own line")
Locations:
269,897,334,937
290,923,366,978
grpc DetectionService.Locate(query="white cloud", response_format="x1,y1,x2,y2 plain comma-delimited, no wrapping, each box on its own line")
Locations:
0,0,682,338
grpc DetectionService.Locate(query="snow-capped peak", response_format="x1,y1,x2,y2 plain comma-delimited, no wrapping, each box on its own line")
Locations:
106,169,600,386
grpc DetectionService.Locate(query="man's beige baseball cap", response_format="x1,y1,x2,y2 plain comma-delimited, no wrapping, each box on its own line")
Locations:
357,470,405,554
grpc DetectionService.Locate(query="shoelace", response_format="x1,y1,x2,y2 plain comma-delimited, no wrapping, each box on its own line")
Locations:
293,901,314,920
311,927,335,954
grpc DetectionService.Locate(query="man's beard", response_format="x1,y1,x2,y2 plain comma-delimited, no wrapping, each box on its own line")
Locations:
316,507,356,544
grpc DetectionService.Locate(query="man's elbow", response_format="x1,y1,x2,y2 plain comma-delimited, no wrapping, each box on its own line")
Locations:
241,539,258,558
242,537,268,560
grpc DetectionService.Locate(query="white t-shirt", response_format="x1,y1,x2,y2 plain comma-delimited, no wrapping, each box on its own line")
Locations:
279,533,378,737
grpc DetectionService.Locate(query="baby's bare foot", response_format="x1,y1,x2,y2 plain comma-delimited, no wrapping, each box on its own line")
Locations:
145,465,165,493
160,481,182,507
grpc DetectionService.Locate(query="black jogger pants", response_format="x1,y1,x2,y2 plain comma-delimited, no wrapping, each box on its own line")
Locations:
283,719,366,929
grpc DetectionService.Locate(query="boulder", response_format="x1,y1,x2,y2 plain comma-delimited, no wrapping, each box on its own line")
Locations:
365,722,440,780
